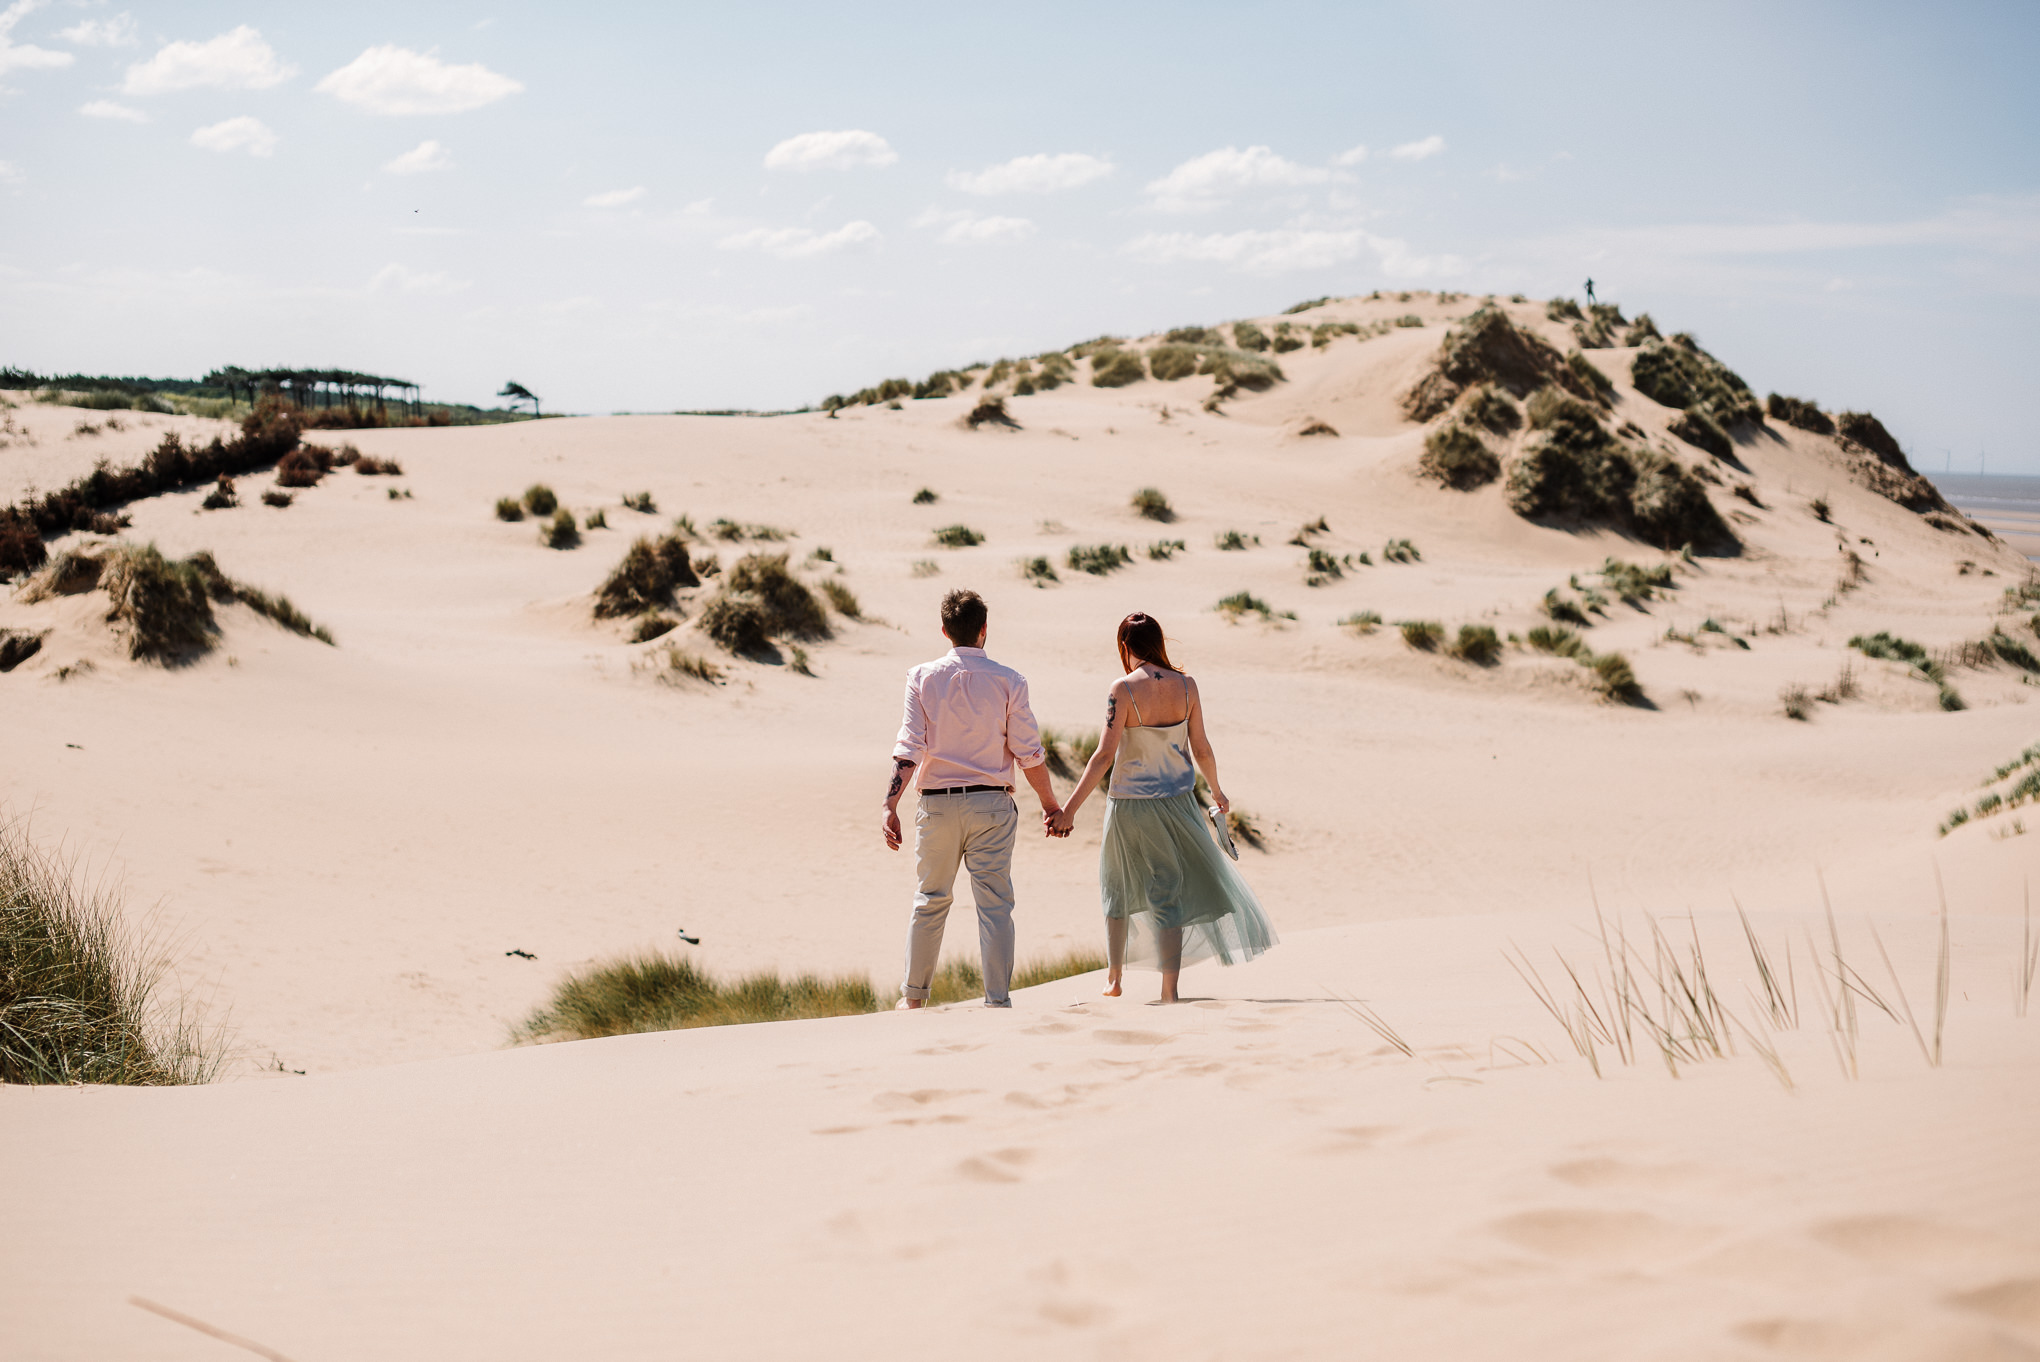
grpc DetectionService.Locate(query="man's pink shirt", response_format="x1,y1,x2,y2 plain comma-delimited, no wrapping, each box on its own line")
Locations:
891,646,1047,790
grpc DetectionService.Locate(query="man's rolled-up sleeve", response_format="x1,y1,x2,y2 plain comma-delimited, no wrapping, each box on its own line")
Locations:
1006,678,1046,769
892,670,928,764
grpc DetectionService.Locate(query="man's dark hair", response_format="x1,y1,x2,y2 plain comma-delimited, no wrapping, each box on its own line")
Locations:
940,589,988,645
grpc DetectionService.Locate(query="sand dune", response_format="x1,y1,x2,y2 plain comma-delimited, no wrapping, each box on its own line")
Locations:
4,293,2037,1358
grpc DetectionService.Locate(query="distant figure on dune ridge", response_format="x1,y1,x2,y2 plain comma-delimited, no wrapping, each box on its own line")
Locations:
1049,613,1276,1003
882,589,1062,1010
1584,278,1597,306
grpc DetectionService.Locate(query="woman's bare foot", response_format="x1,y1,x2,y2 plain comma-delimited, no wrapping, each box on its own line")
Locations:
1102,976,1122,997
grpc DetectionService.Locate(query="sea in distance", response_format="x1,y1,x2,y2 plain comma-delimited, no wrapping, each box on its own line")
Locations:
1930,473,2040,561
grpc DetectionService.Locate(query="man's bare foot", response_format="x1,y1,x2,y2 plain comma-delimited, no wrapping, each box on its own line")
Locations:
1102,977,1122,997
894,998,924,1010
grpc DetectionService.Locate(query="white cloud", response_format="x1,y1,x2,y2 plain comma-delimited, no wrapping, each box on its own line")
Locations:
718,220,881,259
189,116,278,158
0,0,74,73
123,26,293,95
80,99,148,123
316,45,522,116
60,12,136,46
1389,135,1446,162
941,214,1035,244
1144,146,1331,212
583,186,645,208
946,152,1112,195
384,140,451,175
762,129,896,172
370,263,470,295
915,207,1037,244
0,159,22,184
1123,227,1463,277
1332,144,1368,167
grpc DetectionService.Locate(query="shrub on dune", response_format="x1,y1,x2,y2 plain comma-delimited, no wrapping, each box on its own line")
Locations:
1398,620,1445,651
1459,383,1521,434
523,484,558,517
631,614,677,643
1403,308,1599,421
1588,651,1642,703
495,497,524,522
700,592,772,654
1669,409,1732,460
594,534,699,619
1090,349,1146,388
1419,423,1500,490
727,553,830,641
934,525,984,548
1767,393,1834,435
1132,487,1174,521
1231,321,1271,352
1445,624,1502,665
1148,346,1201,382
542,509,579,550
99,544,217,661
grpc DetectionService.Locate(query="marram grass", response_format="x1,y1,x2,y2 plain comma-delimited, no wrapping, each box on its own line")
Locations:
516,947,1107,1041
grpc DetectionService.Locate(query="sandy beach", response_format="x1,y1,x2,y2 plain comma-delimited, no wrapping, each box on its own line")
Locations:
5,294,2038,1359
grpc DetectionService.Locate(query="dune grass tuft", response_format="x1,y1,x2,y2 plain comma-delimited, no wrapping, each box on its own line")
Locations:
630,614,678,643
727,553,831,641
934,524,984,548
820,579,862,619
1067,544,1132,576
1215,529,1259,551
523,484,558,517
1339,610,1382,635
1132,487,1174,521
1398,620,1445,651
495,497,524,522
640,642,723,684
622,491,657,513
1147,539,1186,561
519,948,1107,1039
99,545,217,661
0,820,223,1084
1218,591,1292,622
1445,624,1502,665
542,508,579,550
594,534,699,619
1419,423,1500,490
912,487,938,505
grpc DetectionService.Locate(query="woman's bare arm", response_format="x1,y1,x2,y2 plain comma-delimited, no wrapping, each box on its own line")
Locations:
1185,677,1227,812
1054,680,1128,827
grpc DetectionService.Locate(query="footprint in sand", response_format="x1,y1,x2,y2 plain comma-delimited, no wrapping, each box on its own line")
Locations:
1091,1029,1169,1046
871,1088,979,1111
1948,1277,2040,1330
1492,1207,1711,1264
1549,1156,1708,1192
1811,1215,2040,1273
956,1151,1033,1183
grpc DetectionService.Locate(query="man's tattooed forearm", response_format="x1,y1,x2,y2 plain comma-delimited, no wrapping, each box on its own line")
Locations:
886,759,914,801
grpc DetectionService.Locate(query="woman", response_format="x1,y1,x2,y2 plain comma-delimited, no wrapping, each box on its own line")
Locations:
1049,613,1275,1001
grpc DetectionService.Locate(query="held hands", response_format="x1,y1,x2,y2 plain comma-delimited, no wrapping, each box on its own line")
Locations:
1046,806,1076,838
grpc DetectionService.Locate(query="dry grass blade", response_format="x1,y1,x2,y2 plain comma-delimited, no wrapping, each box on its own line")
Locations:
1804,926,1856,1080
1868,921,1932,1068
1933,865,1951,1065
1735,895,1798,1028
1503,945,1601,1076
2020,881,2036,1019
1329,989,1415,1058
1725,1006,1795,1091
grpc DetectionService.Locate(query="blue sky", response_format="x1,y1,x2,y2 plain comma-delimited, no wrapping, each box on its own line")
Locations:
3,0,2037,470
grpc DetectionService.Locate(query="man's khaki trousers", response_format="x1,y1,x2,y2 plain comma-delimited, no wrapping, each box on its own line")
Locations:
902,790,1018,1006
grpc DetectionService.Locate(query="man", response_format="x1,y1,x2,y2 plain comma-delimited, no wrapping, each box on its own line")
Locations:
882,589,1060,1009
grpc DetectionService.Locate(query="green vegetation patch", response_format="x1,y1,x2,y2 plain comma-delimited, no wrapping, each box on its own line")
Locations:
1403,307,1600,422
1419,423,1501,490
1067,544,1133,575
595,534,700,619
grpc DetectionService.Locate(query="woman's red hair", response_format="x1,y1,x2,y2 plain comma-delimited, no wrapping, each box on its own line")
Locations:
1116,613,1180,674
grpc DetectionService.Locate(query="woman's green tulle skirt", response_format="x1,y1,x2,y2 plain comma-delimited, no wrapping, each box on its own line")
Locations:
1100,792,1276,970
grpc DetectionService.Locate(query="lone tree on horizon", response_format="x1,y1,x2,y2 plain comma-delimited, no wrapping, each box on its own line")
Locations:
498,381,541,418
